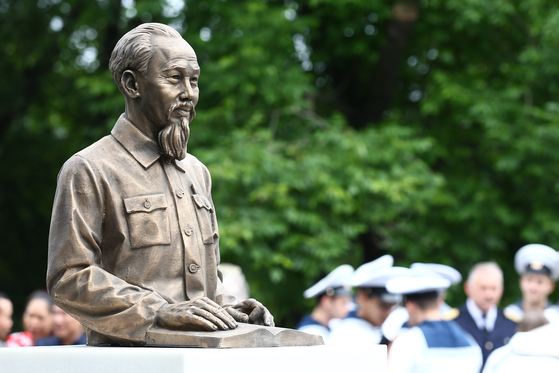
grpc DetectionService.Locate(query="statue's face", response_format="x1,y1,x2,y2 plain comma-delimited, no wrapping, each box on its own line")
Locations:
138,35,200,130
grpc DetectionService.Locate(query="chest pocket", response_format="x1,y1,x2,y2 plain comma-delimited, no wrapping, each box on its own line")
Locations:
191,193,215,244
124,194,171,249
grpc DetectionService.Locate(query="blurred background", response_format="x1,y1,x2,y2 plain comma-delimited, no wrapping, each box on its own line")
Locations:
2,0,559,329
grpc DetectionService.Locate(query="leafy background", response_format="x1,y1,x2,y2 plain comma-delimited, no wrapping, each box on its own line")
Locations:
2,0,559,328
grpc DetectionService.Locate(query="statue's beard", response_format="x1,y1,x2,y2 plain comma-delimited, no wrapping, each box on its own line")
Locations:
158,102,194,161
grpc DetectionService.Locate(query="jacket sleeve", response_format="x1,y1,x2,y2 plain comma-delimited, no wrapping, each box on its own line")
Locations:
46,155,167,344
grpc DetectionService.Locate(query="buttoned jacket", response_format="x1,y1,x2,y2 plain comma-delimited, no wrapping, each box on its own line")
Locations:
453,303,517,367
47,115,233,345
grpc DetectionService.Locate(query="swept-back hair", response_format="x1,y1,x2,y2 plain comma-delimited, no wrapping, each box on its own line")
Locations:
109,23,182,94
467,262,503,285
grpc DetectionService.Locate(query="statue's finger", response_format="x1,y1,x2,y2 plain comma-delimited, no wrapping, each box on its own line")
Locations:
248,305,265,324
187,314,221,331
225,307,249,323
264,312,275,327
194,298,237,327
196,297,222,309
192,308,229,330
213,307,238,328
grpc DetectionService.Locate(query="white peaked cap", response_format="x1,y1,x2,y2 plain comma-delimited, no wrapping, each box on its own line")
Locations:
351,254,394,286
351,266,410,288
411,263,462,285
514,244,559,281
386,270,451,295
303,264,355,299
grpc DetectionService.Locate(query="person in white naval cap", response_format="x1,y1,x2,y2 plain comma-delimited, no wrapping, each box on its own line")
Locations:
328,255,408,346
504,244,559,323
387,271,483,373
295,264,354,341
412,262,462,314
381,262,462,342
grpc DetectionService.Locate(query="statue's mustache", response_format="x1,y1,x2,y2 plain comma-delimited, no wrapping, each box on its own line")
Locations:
167,101,194,121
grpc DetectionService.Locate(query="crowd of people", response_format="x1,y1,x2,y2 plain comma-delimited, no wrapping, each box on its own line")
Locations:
0,290,85,347
296,243,559,372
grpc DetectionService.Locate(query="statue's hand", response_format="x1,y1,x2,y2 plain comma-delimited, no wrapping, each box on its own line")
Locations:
225,298,275,327
156,297,238,331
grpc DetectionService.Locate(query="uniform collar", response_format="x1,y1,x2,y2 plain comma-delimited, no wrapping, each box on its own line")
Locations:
466,298,497,332
111,114,161,169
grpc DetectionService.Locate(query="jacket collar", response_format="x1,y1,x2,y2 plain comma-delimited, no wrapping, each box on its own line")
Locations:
466,298,497,332
111,114,161,169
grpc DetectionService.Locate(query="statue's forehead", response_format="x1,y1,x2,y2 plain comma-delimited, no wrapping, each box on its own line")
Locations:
151,35,197,61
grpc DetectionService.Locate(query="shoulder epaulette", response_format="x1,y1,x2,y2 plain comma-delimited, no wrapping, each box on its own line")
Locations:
503,309,522,323
443,308,460,320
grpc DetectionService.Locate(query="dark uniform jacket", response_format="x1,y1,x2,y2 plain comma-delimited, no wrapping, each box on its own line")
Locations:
452,304,517,369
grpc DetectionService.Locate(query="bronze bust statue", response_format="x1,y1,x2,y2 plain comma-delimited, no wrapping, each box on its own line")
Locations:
46,23,274,347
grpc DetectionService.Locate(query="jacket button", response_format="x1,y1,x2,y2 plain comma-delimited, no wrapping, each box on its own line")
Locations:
184,226,193,236
143,199,151,209
485,341,493,350
176,189,185,198
189,263,199,273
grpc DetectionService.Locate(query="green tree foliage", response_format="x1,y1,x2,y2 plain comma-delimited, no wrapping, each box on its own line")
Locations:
1,0,559,326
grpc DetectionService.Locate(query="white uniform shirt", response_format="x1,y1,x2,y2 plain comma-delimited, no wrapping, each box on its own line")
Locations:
482,324,559,373
297,324,330,342
328,316,383,345
388,320,482,373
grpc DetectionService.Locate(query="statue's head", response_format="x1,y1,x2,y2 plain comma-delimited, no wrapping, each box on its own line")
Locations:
109,23,199,160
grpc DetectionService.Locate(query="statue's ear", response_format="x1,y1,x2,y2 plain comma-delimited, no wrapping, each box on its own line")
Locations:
121,70,141,98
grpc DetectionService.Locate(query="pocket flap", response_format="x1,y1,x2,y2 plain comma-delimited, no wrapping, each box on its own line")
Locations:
124,194,168,213
192,194,212,211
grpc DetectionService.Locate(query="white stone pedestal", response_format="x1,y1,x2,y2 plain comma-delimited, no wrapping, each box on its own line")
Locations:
0,344,386,373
